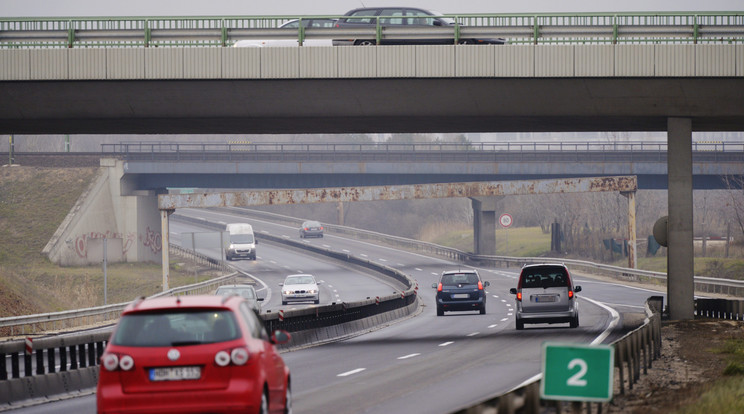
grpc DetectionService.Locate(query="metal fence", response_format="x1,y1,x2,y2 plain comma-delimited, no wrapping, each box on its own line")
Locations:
1,12,742,48
98,140,744,164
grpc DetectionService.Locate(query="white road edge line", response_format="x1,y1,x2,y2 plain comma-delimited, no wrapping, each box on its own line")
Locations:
512,297,621,388
337,368,366,377
397,353,421,360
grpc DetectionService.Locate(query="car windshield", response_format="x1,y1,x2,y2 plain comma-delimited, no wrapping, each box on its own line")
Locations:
304,221,320,227
230,233,254,244
112,310,240,347
521,267,570,288
441,273,479,286
216,287,255,299
285,275,315,285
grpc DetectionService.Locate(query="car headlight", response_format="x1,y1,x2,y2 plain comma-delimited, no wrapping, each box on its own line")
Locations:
283,290,292,295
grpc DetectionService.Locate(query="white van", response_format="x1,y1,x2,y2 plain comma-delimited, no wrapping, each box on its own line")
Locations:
224,223,257,261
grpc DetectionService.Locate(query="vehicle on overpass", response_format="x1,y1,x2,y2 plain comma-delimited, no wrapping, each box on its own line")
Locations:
233,18,336,47
97,295,291,414
333,7,506,46
432,269,490,316
510,263,582,330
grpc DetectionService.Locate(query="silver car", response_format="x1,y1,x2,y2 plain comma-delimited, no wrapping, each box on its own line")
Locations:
510,263,581,330
214,284,263,313
280,274,321,305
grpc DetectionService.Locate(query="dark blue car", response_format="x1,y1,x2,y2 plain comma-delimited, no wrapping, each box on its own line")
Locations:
432,269,490,316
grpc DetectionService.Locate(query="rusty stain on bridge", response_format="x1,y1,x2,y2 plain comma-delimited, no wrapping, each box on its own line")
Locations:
158,175,638,210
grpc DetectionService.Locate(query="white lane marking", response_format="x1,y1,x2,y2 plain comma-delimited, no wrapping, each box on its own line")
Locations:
322,244,331,248
467,332,479,337
337,368,366,377
270,260,277,264
415,268,423,272
397,353,421,360
581,296,621,345
500,299,507,303
602,303,646,309
516,296,623,387
379,258,387,262
492,295,499,298
397,263,406,267
360,254,368,257
342,249,351,253
439,341,454,347
488,324,498,328
507,313,513,316
431,272,439,276
500,318,509,322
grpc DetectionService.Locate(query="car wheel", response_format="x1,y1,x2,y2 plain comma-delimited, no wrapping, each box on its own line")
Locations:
259,389,269,414
282,300,287,305
314,299,320,304
355,39,376,46
300,233,303,238
284,383,292,414
570,314,579,328
516,319,524,330
226,255,231,261
479,305,486,315
436,307,444,316
252,255,257,260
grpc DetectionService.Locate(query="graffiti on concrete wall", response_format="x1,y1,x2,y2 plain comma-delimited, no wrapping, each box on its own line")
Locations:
70,227,162,258
141,226,162,254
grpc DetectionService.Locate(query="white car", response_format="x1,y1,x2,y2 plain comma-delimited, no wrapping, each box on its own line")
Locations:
280,274,321,305
233,18,336,48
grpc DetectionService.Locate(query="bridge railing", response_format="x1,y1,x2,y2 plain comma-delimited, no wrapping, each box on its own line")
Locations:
100,140,744,164
1,12,742,48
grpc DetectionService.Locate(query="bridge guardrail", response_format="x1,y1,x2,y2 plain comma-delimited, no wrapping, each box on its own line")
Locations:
1,12,743,48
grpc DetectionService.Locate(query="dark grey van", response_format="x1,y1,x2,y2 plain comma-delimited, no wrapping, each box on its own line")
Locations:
509,263,581,330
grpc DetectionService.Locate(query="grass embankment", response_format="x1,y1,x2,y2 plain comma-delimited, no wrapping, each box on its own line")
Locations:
676,338,744,414
0,166,220,318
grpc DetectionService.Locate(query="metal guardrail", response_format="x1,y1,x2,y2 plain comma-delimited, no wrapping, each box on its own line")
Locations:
102,140,744,154
96,140,744,164
1,12,742,48
454,296,664,413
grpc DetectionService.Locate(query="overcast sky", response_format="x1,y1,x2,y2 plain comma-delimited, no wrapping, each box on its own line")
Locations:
2,0,742,18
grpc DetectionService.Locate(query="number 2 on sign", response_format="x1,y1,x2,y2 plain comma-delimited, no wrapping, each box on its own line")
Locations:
567,358,588,386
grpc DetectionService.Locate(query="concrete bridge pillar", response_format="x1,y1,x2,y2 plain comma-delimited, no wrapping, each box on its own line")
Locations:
667,117,694,320
471,197,502,256
43,158,163,265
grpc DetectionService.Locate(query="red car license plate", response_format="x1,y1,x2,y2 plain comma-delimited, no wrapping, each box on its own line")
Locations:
149,366,201,381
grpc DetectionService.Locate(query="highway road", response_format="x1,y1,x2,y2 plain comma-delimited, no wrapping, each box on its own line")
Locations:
9,208,665,414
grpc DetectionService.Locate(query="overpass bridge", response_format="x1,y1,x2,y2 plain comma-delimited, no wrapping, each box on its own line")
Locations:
103,140,744,192
4,11,744,320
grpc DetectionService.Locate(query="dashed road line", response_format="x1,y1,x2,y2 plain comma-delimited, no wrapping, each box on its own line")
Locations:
337,368,366,377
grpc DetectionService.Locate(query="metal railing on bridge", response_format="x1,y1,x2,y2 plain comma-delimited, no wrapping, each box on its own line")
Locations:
99,140,744,164
1,12,743,48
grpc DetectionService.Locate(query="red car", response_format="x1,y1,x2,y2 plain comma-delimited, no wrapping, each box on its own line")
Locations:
97,295,292,414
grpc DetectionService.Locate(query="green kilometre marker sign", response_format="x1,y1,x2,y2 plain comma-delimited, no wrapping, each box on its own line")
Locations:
541,342,614,402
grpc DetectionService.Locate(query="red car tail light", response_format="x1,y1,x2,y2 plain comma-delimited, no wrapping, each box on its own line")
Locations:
119,355,135,371
215,350,231,367
568,290,574,299
477,281,483,290
102,353,119,371
102,353,134,371
215,348,250,367
437,283,443,292
516,292,522,301
231,348,249,366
